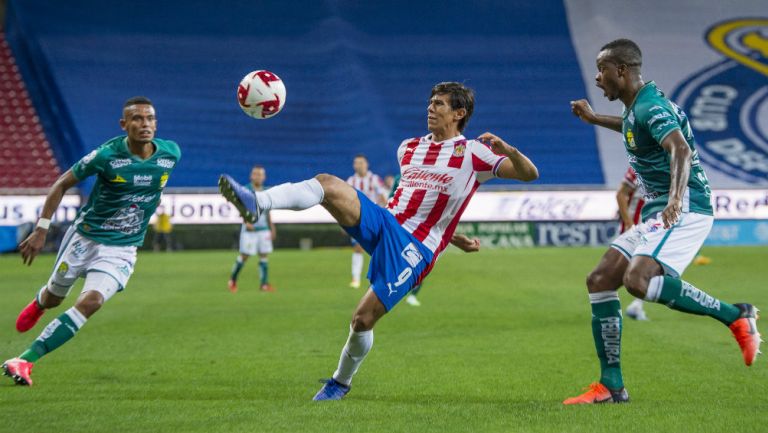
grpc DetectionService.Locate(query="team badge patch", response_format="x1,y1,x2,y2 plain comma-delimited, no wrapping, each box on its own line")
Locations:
160,172,169,188
57,261,69,275
452,142,466,157
671,18,768,185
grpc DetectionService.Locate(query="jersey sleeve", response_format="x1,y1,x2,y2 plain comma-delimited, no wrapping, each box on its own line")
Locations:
71,146,107,180
469,140,506,184
639,102,681,145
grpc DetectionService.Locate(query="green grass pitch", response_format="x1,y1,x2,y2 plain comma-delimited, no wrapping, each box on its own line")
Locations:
1,246,766,433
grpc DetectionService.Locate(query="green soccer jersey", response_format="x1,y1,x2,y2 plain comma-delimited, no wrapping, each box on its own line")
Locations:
622,81,713,221
71,136,181,246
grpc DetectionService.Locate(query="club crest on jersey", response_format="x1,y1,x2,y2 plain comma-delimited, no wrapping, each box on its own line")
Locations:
625,130,637,150
452,142,466,157
671,18,768,185
160,172,169,188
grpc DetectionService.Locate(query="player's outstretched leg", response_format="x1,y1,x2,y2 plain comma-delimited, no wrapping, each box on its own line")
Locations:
219,174,325,223
16,285,62,333
631,265,762,366
2,358,34,386
314,289,385,401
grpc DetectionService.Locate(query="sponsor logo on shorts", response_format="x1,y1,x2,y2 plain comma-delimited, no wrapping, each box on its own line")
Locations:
110,159,132,169
401,243,424,267
157,158,175,168
671,18,768,185
133,175,153,186
71,240,87,259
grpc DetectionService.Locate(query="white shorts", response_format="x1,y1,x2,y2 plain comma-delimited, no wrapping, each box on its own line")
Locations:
239,230,273,256
47,227,137,301
611,212,714,278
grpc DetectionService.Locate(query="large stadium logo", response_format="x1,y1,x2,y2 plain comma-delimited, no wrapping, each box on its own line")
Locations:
671,18,768,184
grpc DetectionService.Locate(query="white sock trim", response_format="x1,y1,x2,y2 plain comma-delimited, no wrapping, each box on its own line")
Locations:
588,291,620,304
645,275,664,302
65,307,87,329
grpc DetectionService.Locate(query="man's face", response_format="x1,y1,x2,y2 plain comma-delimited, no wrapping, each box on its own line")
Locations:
427,93,464,134
250,167,266,186
120,104,156,144
595,50,624,102
353,157,368,176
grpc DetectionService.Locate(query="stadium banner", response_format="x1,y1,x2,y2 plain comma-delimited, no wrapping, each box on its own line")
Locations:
1,190,767,225
534,221,619,247
704,220,768,246
565,0,768,188
455,222,535,248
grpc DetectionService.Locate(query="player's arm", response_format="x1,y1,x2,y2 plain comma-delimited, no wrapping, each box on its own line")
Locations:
450,233,480,253
477,132,539,182
660,130,691,229
570,99,622,133
19,169,79,265
616,182,635,231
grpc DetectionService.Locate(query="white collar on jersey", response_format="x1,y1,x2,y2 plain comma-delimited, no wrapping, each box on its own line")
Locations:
424,134,466,145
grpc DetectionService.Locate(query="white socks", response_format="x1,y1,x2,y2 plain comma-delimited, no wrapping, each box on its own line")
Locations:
332,326,374,386
255,178,324,210
351,252,363,282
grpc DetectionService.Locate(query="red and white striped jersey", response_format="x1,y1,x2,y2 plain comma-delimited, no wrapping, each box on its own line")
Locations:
346,171,387,205
387,134,505,256
620,166,646,233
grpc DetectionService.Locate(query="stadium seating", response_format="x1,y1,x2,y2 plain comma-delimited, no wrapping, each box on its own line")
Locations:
0,32,60,188
4,0,602,188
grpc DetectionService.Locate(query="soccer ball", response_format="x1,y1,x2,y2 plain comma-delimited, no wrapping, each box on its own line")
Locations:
237,70,286,119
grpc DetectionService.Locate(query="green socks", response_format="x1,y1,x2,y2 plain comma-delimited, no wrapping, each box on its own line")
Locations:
20,307,87,363
259,259,269,285
645,276,740,325
589,291,624,390
230,256,245,281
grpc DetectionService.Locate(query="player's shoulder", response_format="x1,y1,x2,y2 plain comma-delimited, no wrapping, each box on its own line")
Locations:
153,137,182,159
634,83,672,115
86,136,125,161
399,136,422,147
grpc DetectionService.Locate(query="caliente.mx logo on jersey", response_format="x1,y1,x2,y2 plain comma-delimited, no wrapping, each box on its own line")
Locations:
671,18,768,185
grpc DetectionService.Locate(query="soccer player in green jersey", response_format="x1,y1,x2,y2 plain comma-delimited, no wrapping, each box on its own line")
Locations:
2,96,181,386
563,39,761,404
228,165,277,293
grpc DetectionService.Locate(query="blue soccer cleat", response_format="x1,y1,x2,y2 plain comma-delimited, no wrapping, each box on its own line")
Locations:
218,174,261,223
313,378,351,401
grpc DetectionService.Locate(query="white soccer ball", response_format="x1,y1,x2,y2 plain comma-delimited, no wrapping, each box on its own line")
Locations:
236,70,286,119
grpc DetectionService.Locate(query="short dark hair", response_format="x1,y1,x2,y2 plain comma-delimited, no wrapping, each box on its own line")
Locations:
353,154,367,161
430,82,475,132
124,96,153,107
599,39,642,68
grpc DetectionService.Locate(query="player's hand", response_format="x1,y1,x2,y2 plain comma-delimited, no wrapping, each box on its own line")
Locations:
19,229,47,266
570,99,597,124
477,132,518,156
661,200,682,229
450,233,481,253
245,223,254,231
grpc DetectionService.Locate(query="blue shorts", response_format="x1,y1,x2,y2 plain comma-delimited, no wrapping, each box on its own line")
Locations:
343,191,435,311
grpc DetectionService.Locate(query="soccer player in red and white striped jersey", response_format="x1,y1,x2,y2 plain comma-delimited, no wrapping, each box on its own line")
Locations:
218,82,539,400
346,155,388,288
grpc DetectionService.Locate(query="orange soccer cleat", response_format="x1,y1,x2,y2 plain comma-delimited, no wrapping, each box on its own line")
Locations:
260,283,275,292
2,358,34,386
729,304,762,366
228,279,238,293
563,382,629,405
16,299,45,333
